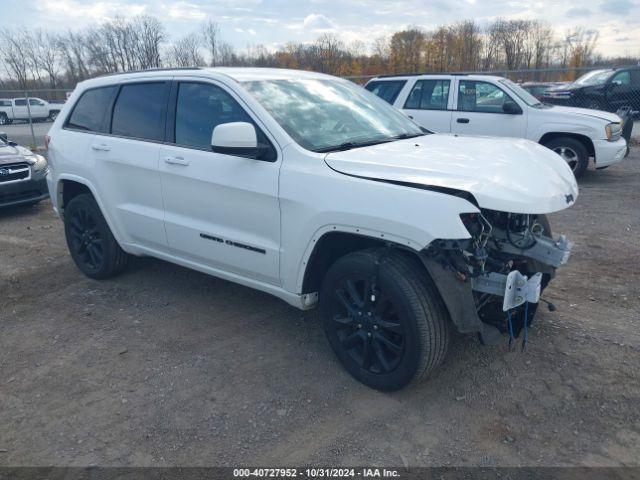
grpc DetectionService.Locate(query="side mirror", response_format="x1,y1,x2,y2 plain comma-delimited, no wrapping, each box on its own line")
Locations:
211,122,258,158
0,132,7,143
503,101,522,115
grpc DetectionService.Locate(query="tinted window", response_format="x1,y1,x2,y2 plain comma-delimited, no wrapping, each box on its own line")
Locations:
175,82,252,150
404,80,450,110
612,71,630,85
111,82,167,141
0,100,10,106
67,86,117,133
458,81,513,113
29,99,43,106
364,80,407,104
14,99,26,106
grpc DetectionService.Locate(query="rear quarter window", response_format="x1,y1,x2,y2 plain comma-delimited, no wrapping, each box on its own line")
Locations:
364,80,407,104
66,86,118,133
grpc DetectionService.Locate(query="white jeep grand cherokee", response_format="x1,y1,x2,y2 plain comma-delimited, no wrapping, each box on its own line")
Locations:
365,74,627,178
46,68,578,391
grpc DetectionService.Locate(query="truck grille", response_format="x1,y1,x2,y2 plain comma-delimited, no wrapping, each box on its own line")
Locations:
0,162,30,183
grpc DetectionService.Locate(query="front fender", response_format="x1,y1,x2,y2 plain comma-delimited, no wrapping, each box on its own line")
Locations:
279,162,478,294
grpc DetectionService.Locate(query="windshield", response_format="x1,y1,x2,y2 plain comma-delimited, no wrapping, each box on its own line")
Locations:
243,78,424,152
574,69,613,86
500,79,542,107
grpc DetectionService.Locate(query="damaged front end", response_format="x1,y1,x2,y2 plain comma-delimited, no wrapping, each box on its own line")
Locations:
419,210,572,346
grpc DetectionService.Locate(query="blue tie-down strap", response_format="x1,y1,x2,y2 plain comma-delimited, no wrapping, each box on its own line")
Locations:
506,302,530,352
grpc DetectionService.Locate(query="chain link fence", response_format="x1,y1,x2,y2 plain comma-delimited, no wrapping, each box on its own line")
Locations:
0,88,74,148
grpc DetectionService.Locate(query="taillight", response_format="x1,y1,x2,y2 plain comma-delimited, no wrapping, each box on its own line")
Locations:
44,134,51,150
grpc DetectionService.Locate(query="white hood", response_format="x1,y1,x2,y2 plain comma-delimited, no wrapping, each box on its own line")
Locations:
547,105,621,123
325,134,579,214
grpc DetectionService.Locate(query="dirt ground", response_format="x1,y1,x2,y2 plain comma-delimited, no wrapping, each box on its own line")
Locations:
1,153,639,468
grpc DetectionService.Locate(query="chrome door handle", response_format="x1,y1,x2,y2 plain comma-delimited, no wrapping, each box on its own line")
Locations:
164,156,190,166
91,143,110,151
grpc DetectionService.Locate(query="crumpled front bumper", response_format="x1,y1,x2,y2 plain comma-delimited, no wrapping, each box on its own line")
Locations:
419,232,573,344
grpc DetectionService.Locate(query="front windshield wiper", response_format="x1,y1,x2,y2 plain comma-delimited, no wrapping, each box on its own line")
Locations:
392,132,426,140
316,138,394,153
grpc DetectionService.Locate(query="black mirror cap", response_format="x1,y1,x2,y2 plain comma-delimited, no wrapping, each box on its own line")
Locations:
503,101,523,115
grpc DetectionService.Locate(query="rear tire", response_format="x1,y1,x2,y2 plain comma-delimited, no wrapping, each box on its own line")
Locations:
544,137,589,179
64,193,129,279
0,113,8,125
319,248,450,391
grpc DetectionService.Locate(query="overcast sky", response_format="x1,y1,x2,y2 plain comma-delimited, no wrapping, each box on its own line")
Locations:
1,0,639,56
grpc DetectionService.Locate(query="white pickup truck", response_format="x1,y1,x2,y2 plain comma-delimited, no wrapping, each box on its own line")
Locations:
0,97,62,125
365,74,627,178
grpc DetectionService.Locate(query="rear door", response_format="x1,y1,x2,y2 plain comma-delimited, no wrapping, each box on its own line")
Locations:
87,81,170,249
400,78,453,132
451,79,527,138
159,80,281,284
12,99,28,120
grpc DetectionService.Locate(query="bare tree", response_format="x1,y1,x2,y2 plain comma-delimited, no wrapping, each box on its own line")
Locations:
135,15,165,69
201,20,220,67
168,33,205,67
0,29,31,89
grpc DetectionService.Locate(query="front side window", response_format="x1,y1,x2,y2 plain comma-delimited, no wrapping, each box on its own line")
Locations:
364,80,407,104
458,81,515,113
66,86,117,133
612,71,630,85
243,78,424,152
175,82,252,150
111,82,167,141
29,99,43,106
404,80,450,110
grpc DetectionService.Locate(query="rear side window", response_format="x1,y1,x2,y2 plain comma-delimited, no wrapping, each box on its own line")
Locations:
404,80,450,110
0,100,10,106
14,99,26,106
67,86,117,133
364,80,407,104
111,82,167,141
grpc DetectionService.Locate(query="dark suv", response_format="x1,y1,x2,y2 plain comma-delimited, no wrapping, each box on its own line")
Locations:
542,67,640,112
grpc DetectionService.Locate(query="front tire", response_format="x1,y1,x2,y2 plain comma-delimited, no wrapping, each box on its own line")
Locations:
319,248,450,391
64,193,129,279
0,113,8,125
544,137,589,179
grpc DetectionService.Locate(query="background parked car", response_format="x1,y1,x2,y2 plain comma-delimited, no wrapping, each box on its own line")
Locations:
0,132,49,207
0,97,62,125
520,81,568,100
542,66,640,112
365,73,627,178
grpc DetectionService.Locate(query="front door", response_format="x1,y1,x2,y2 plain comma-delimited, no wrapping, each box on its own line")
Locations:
451,79,527,138
159,81,281,285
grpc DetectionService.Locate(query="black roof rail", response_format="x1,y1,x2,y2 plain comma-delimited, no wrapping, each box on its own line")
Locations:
96,67,203,79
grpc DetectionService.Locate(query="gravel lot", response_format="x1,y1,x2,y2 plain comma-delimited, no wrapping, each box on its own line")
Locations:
0,151,639,468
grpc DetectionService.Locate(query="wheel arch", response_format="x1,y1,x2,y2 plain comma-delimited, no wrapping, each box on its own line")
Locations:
56,175,123,245
539,131,595,158
300,230,423,295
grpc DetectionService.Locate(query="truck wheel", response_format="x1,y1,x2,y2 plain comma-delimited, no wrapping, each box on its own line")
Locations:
544,137,589,179
0,113,7,125
319,248,450,391
64,193,129,279
49,111,59,121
